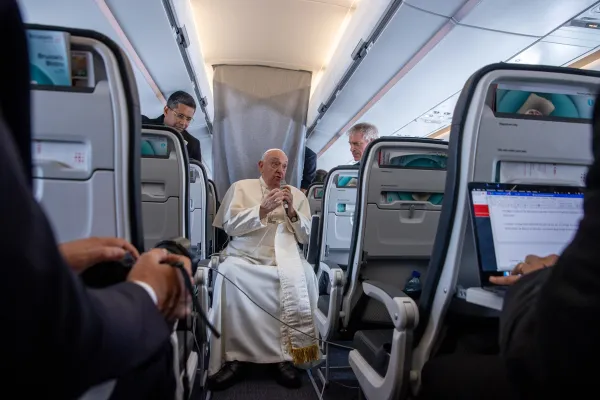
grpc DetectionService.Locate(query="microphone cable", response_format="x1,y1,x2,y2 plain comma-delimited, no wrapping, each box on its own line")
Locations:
203,262,355,352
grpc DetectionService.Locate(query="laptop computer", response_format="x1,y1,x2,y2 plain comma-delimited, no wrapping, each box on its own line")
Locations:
467,182,584,292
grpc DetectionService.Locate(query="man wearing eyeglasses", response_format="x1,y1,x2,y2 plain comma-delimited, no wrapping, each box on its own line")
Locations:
142,91,202,162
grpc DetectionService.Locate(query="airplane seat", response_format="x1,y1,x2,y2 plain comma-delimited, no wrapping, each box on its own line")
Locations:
30,25,143,253
410,63,599,400
140,126,197,398
338,138,448,400
313,166,360,339
140,125,191,251
189,160,209,259
307,182,324,215
304,183,323,260
24,24,186,399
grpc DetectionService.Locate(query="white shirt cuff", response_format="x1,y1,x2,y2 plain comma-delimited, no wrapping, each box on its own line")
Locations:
133,281,158,305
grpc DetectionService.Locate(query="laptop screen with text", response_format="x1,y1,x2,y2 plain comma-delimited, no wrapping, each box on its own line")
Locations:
469,183,584,278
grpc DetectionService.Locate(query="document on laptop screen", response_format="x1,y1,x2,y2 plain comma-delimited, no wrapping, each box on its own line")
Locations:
487,190,583,271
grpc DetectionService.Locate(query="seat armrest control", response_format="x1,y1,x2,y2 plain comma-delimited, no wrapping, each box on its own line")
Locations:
319,261,345,287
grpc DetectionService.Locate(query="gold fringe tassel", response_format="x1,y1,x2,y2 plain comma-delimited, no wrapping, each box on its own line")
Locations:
289,343,320,365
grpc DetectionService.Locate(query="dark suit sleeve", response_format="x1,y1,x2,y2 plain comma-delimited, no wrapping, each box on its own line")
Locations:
187,136,202,162
0,121,170,397
302,147,317,190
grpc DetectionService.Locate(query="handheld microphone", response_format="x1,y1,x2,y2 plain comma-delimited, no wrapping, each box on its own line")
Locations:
280,179,289,210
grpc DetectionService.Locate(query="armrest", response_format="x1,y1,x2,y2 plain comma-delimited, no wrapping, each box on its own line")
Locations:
194,259,211,285
362,280,419,331
319,261,345,287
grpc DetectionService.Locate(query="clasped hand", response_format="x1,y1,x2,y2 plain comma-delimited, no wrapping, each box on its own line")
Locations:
60,237,192,320
260,187,296,218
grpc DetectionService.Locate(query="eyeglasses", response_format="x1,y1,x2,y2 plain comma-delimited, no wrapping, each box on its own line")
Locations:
169,107,194,123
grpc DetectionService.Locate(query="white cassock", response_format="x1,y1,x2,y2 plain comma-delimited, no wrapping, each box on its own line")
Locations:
208,177,320,376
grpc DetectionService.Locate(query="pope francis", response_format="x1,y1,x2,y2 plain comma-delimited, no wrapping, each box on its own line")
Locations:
207,149,320,391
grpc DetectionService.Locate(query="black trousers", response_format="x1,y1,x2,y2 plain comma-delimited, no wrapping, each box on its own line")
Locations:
110,341,176,400
419,354,515,400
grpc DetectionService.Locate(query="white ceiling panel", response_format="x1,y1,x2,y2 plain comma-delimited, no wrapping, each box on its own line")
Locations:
192,0,355,71
393,120,444,138
546,26,600,48
407,91,460,134
508,41,593,67
460,0,599,37
384,91,459,139
404,0,468,18
18,0,164,115
319,25,537,166
306,4,448,148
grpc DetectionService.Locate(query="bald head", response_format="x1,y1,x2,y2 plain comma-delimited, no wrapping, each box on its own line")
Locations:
259,148,288,189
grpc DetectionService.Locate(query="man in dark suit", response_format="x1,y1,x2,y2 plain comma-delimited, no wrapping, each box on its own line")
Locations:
142,91,203,162
1,2,191,398
301,147,317,193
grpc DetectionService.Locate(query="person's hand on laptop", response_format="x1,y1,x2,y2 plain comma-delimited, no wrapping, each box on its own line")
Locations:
490,254,559,286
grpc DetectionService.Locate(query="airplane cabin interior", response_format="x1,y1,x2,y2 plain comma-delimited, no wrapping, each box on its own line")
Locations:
9,0,600,399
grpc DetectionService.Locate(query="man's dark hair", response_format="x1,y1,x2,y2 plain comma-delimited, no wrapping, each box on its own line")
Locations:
314,169,328,183
167,91,196,110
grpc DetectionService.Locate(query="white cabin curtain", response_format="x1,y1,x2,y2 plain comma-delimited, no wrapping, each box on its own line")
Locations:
212,65,312,200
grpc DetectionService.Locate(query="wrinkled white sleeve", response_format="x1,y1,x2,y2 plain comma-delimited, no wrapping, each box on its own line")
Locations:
213,183,267,237
286,189,311,245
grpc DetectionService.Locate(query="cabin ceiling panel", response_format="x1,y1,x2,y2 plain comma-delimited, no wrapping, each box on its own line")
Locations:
459,0,599,37
396,92,460,136
192,0,355,71
306,4,448,148
547,26,600,48
18,0,164,116
404,0,468,18
318,25,537,163
508,41,594,67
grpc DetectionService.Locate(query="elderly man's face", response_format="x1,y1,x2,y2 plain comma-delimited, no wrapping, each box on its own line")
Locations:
259,151,288,188
349,132,370,161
